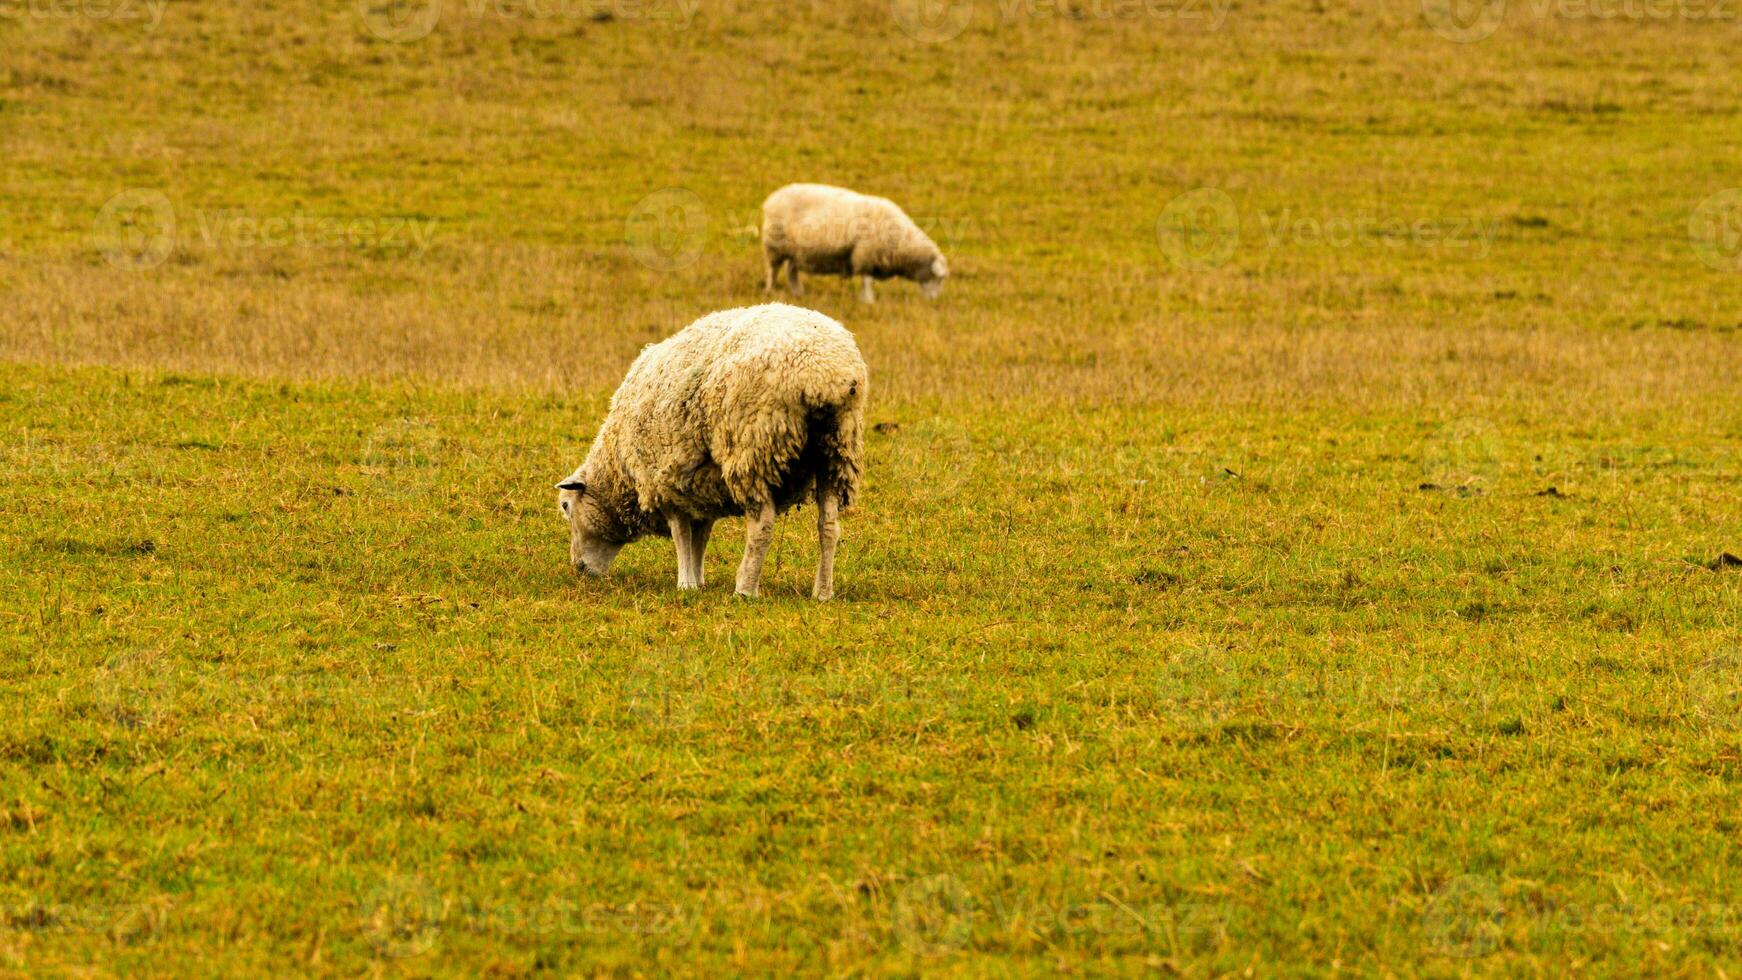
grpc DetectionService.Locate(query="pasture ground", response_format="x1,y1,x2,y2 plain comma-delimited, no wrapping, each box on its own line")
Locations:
2,0,1741,974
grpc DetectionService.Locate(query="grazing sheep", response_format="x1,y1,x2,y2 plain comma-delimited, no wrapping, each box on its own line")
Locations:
555,303,868,600
761,183,949,304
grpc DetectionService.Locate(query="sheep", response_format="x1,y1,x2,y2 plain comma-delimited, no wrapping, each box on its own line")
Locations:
555,303,868,600
761,183,949,304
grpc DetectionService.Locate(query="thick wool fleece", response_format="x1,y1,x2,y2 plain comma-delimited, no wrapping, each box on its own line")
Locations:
575,304,867,541
762,183,945,283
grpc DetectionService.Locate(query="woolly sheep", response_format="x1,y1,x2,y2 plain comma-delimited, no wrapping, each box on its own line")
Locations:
555,303,868,600
761,183,949,304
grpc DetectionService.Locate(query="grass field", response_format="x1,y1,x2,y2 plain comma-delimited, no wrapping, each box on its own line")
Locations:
3,0,1742,974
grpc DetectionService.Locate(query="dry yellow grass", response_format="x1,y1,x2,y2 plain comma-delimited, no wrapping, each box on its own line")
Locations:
2,0,1738,413
4,1,1742,974
3,254,1739,412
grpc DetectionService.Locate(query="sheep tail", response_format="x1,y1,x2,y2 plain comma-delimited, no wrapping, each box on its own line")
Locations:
806,378,865,509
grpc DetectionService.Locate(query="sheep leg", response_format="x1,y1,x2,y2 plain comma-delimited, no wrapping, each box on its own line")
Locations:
669,514,698,590
813,483,840,601
689,519,714,587
763,249,780,292
734,501,776,598
858,276,875,305
786,262,803,296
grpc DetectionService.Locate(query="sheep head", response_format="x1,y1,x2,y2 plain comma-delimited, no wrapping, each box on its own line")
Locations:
555,472,626,577
920,255,948,299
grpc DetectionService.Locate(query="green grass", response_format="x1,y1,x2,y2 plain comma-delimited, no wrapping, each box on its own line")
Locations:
5,363,1740,973
3,0,1742,974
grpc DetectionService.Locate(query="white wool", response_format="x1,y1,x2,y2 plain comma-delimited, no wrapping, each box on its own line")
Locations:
761,183,949,302
557,304,868,599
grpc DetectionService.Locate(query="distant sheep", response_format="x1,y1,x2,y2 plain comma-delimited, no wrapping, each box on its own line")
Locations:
761,183,949,304
555,303,868,600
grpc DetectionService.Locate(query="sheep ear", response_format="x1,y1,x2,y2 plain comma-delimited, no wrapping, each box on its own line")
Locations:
556,480,585,492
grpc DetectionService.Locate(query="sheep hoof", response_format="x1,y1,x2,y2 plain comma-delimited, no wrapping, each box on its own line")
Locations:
813,589,834,602
734,587,758,599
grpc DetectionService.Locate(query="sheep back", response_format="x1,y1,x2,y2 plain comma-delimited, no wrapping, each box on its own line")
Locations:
587,304,868,524
762,183,942,282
